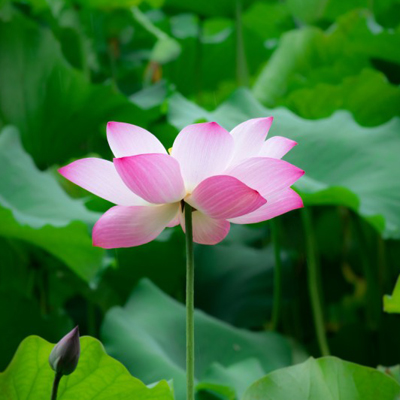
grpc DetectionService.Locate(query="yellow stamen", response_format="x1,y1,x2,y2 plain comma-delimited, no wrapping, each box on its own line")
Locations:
168,147,173,154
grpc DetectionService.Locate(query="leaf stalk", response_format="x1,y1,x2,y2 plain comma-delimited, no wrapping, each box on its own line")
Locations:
301,207,330,356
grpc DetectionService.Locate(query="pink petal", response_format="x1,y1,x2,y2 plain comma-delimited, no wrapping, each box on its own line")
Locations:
259,136,297,159
107,121,166,158
93,203,179,248
186,175,266,219
114,154,185,204
227,157,304,198
229,188,303,224
170,122,234,192
180,210,230,245
230,117,273,166
58,158,145,206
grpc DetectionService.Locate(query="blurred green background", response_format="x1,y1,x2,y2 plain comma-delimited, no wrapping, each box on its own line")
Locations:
0,0,400,398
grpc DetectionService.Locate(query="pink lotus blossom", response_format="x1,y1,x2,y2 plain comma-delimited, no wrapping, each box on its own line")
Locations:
59,119,304,248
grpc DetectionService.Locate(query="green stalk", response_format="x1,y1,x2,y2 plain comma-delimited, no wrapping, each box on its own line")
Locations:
352,213,381,330
132,7,168,41
270,219,282,331
195,18,204,105
301,208,330,357
235,0,249,87
184,204,195,400
51,373,62,400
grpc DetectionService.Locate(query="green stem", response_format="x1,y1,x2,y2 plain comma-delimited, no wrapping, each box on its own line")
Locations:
184,204,195,400
301,208,330,357
235,0,249,87
51,373,62,400
132,7,168,40
352,213,380,330
195,18,204,105
270,219,282,331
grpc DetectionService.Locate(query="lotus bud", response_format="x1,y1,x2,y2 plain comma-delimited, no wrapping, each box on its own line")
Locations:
49,326,80,376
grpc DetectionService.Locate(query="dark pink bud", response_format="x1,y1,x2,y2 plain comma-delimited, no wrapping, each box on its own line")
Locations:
49,326,80,376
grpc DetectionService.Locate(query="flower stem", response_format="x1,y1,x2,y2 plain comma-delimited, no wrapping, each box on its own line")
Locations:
270,218,282,331
51,373,62,400
301,207,330,357
235,0,249,87
184,204,195,400
351,212,380,330
132,7,169,41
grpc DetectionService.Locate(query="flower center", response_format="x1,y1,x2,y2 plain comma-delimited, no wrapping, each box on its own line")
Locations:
180,199,197,213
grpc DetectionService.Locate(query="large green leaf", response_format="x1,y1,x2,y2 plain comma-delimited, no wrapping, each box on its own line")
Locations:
0,209,103,281
252,11,400,126
168,89,400,239
199,358,266,400
0,127,103,281
101,279,292,400
378,365,400,385
243,357,400,400
0,10,153,168
0,335,174,399
0,127,96,228
284,68,400,127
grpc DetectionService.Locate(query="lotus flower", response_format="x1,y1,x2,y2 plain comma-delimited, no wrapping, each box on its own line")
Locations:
59,119,304,248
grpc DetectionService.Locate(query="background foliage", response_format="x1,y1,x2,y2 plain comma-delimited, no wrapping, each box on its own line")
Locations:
1,0,400,398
